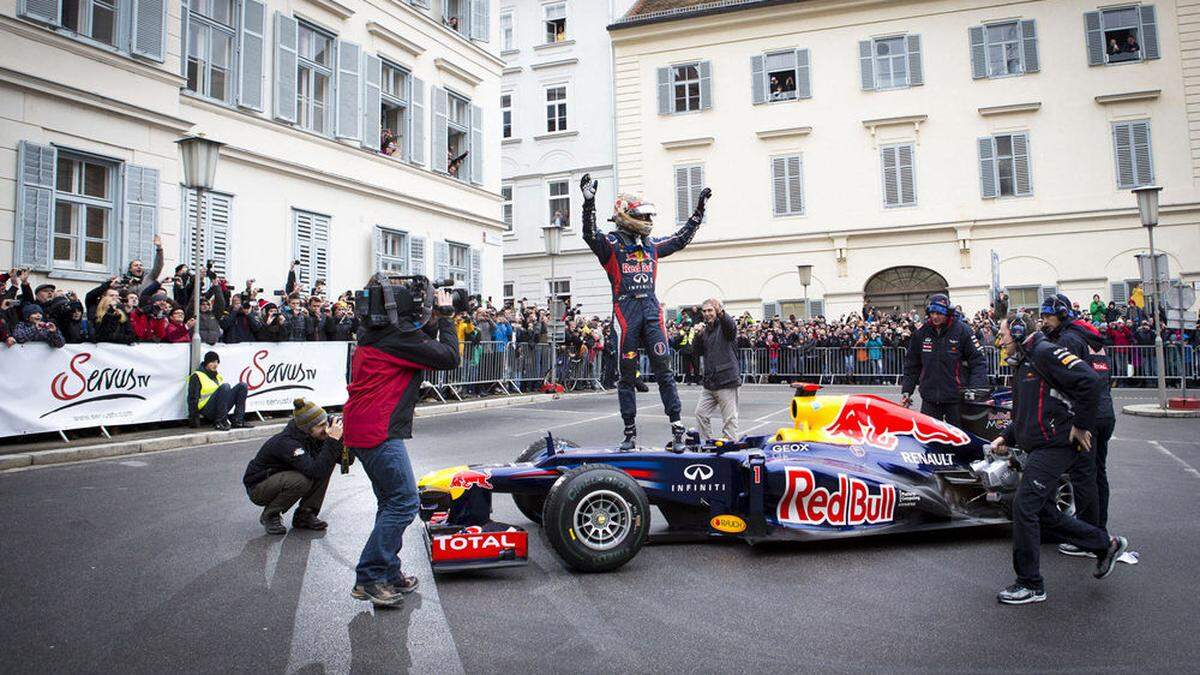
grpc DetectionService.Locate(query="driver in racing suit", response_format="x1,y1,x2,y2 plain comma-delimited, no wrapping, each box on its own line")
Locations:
579,173,711,449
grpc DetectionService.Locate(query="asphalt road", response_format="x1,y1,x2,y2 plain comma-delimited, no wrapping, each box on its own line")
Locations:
2,385,1198,673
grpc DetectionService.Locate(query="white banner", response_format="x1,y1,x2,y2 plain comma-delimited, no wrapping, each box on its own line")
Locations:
211,342,350,413
0,343,189,438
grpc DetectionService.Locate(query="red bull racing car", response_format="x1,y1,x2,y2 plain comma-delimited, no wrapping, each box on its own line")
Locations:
417,384,1062,573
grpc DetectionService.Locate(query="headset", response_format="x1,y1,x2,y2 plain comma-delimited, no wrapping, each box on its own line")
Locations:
1039,293,1074,322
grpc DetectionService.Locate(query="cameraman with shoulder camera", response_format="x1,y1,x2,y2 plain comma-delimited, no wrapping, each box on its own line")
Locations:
342,277,461,608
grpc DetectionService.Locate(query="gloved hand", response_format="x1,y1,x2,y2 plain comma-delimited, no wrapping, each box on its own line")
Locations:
580,173,598,202
694,187,713,214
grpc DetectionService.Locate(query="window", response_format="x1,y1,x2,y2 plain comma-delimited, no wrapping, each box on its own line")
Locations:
501,185,514,231
1004,286,1052,310
548,278,571,307
446,91,470,180
433,87,480,183
771,155,804,216
874,37,907,89
20,0,166,62
296,22,334,135
1112,120,1154,188
979,134,1032,198
986,22,1020,76
547,180,569,226
503,281,514,308
377,228,409,273
53,153,115,272
1087,5,1159,65
545,85,567,132
448,241,470,286
880,144,916,207
181,190,233,277
674,165,704,224
444,0,465,34
501,92,513,138
292,209,330,286
971,20,1038,79
500,10,514,51
672,63,701,112
186,0,236,104
380,61,410,158
60,0,118,47
860,35,922,91
544,2,566,43
765,51,798,101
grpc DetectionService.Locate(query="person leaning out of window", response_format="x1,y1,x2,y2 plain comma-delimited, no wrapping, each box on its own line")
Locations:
187,351,248,431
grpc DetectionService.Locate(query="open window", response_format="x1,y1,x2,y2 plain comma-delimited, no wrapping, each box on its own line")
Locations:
380,61,409,159
547,180,569,227
1087,5,1159,66
765,51,798,101
443,0,466,34
446,92,470,180
544,2,566,43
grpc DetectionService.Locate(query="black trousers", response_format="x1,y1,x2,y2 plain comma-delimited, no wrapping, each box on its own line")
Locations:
201,382,248,425
1070,416,1116,529
919,400,961,428
249,470,331,519
1013,445,1110,590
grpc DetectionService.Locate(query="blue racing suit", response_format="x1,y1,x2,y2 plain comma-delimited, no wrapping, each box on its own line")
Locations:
582,197,702,426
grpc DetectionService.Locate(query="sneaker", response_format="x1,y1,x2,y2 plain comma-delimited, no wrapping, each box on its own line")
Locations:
1058,543,1096,559
619,424,637,451
292,509,328,531
260,512,286,535
351,583,404,608
670,421,686,446
997,583,1046,605
1095,536,1129,579
215,419,232,431
230,419,247,429
390,574,419,594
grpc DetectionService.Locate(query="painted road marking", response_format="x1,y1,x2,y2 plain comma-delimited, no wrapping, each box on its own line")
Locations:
1149,440,1200,481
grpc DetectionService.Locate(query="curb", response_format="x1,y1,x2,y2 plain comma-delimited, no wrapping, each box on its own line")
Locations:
2,390,606,472
1122,403,1200,419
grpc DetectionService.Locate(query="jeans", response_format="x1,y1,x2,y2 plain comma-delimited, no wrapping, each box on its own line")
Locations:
353,438,420,586
201,382,247,425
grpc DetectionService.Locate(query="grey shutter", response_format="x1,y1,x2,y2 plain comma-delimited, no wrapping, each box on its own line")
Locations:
432,87,449,174
1113,122,1135,188
470,0,489,42
14,141,55,271
313,214,329,283
373,226,384,273
969,26,987,79
689,166,704,218
410,76,426,165
881,146,898,206
1038,286,1057,304
336,40,362,141
795,49,811,99
238,0,266,110
657,67,671,115
1110,282,1128,305
898,144,915,205
810,299,824,318
179,0,188,77
1131,121,1153,186
1084,11,1104,66
771,157,787,216
362,54,382,151
183,191,233,277
274,13,298,124
293,211,312,284
906,34,923,86
787,155,803,214
698,61,713,110
750,55,766,104
124,165,160,270
434,240,450,281
762,302,777,320
1020,19,1039,73
978,137,997,198
1140,5,1159,60
469,247,482,294
130,0,167,61
858,40,875,90
18,0,61,26
410,235,426,276
674,166,689,224
1012,133,1032,196
469,103,483,185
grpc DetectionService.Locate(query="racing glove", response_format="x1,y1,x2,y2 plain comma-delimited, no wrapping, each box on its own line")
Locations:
580,174,598,203
693,187,712,220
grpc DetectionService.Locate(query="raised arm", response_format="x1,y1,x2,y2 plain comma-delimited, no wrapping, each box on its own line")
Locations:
654,187,710,259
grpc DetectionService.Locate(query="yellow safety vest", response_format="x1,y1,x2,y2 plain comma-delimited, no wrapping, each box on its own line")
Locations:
193,370,224,410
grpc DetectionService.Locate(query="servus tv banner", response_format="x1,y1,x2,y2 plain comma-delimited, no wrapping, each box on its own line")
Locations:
211,342,349,413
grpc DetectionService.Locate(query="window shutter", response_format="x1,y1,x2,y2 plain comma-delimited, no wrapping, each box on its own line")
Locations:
750,55,766,105
1112,122,1135,188
179,1,188,78
18,0,61,26
795,49,811,99
181,189,200,272
1110,282,1128,305
881,146,898,206
14,141,55,271
1020,19,1039,73
409,0,429,7
410,77,426,165
434,240,450,281
787,155,803,214
762,301,777,320
1131,121,1153,186
130,0,167,62
238,0,266,110
293,211,313,285
470,0,489,42
336,40,363,140
657,67,671,115
858,40,875,90
689,166,704,218
372,226,384,273
208,193,232,277
124,165,159,271
432,88,449,174
469,103,483,185
771,157,787,216
978,137,997,199
313,214,329,283
362,54,382,151
969,26,987,79
1012,133,1032,196
1084,11,1104,66
470,247,482,294
410,235,426,276
273,12,299,124
1039,286,1057,304
698,61,713,110
1140,5,1159,60
675,166,689,224
898,144,915,205
810,299,825,318
906,35,923,86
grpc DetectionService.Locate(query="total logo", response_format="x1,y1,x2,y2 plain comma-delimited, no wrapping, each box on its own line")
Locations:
776,466,896,527
900,452,957,466
239,349,318,397
672,463,725,493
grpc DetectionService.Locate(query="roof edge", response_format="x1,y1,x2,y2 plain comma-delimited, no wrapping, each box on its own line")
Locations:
608,0,802,31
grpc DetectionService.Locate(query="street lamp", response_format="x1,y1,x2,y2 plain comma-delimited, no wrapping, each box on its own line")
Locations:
543,223,563,388
797,264,813,318
176,135,224,369
1132,185,1167,409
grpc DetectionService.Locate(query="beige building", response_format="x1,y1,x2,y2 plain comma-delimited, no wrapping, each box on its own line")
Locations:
609,0,1200,320
2,0,504,302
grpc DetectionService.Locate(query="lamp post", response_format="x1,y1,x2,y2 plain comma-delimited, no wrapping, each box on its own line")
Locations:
176,135,224,369
543,223,563,387
1133,185,1167,409
797,264,813,318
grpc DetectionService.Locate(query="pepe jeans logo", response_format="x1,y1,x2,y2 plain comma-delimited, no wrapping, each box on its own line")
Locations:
239,349,318,398
41,353,152,418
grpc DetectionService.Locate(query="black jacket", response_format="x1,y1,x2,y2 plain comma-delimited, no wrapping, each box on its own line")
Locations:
901,316,987,403
694,312,740,390
1046,320,1114,421
242,421,341,489
1001,333,1101,452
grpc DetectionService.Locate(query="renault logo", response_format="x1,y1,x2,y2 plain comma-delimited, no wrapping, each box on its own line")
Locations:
684,464,714,481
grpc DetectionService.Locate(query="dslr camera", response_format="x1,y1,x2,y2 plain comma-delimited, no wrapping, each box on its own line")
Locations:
354,273,470,332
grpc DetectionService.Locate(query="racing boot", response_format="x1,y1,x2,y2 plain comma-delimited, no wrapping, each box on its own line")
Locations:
619,424,637,450
667,421,686,453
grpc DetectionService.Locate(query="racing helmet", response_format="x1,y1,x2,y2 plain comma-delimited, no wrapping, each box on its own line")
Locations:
926,293,952,317
1040,293,1074,321
612,193,657,237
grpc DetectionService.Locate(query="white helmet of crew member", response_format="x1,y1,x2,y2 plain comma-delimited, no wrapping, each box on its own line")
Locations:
612,194,657,237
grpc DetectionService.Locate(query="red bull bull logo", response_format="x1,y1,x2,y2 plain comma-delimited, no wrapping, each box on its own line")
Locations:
777,467,896,527
448,469,494,491
824,396,969,450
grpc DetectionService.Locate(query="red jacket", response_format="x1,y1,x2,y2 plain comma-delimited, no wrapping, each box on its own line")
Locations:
162,321,191,343
130,308,167,341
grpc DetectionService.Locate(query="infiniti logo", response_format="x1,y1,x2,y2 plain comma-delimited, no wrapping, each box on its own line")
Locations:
683,464,714,481
633,273,650,284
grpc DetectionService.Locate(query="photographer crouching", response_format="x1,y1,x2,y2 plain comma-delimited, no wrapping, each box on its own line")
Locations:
342,274,462,608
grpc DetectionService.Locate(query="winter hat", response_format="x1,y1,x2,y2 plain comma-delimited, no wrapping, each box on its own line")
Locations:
202,351,220,367
22,304,44,319
293,398,327,432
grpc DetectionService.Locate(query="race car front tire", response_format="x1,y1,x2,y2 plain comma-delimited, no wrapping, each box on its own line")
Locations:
512,437,580,525
541,464,650,573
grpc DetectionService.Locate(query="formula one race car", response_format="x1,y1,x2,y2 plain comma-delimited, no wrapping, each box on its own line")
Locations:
416,384,1063,574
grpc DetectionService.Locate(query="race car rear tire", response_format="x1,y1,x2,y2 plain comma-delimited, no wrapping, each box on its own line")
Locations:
541,464,650,573
512,437,579,525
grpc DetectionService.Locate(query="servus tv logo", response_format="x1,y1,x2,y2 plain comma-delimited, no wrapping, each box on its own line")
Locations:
41,353,152,418
239,349,318,398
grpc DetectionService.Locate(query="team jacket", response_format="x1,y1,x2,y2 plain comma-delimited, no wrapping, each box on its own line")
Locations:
581,198,700,300
342,317,459,448
1001,333,1101,452
900,316,987,403
242,421,341,489
1046,320,1115,421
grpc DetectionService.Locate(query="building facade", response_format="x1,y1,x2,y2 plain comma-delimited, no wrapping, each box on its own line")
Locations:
2,0,504,302
498,0,636,316
609,0,1200,320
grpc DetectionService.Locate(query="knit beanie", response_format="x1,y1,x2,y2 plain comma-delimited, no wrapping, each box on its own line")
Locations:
23,304,44,319
293,398,327,432
202,351,220,367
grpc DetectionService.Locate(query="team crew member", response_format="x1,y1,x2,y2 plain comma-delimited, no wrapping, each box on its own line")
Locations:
900,293,987,427
1040,293,1117,555
991,316,1129,605
579,173,711,448
693,298,740,440
186,351,248,430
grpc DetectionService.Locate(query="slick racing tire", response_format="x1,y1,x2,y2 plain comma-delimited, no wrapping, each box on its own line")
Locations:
512,437,579,525
541,464,650,573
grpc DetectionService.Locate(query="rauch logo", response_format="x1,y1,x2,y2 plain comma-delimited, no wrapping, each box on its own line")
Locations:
41,353,151,418
239,349,318,398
